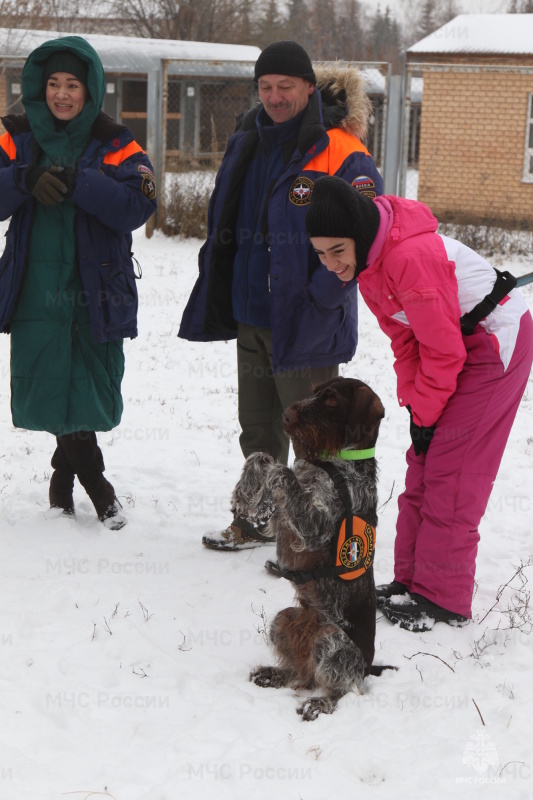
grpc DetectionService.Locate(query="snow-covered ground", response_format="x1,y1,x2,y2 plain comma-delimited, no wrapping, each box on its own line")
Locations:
0,221,532,800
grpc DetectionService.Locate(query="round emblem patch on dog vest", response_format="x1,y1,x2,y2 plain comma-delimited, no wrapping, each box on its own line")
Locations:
340,535,364,567
352,175,376,198
335,516,376,581
289,176,314,205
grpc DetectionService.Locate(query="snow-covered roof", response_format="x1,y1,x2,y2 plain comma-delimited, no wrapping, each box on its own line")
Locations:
360,68,422,103
360,67,386,95
0,28,261,77
408,14,533,56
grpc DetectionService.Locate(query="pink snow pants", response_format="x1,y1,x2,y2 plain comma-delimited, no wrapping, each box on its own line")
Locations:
394,311,533,618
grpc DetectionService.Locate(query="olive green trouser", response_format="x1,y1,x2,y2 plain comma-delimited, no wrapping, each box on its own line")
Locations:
237,323,338,465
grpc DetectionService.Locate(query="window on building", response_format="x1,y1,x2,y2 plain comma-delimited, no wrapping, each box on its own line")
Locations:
523,93,533,182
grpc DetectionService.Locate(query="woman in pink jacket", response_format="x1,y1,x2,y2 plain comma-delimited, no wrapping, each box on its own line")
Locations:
305,176,533,632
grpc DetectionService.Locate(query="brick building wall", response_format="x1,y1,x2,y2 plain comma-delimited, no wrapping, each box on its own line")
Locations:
412,55,533,226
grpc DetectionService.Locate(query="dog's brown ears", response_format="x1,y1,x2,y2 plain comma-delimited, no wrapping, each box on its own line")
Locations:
345,383,385,451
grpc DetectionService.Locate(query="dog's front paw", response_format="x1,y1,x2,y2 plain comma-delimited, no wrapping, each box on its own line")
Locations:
296,696,338,721
247,452,275,468
231,495,276,526
231,453,276,523
250,665,289,689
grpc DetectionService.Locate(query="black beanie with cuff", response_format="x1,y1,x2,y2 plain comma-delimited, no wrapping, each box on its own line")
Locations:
254,40,316,85
305,176,381,275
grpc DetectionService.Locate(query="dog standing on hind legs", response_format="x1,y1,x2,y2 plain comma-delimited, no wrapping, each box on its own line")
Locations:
232,376,391,721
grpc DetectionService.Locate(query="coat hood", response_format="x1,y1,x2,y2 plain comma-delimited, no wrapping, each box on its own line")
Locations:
21,35,106,164
374,195,439,262
315,63,372,142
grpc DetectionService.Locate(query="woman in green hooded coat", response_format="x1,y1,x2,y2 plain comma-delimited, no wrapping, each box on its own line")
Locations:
0,36,157,529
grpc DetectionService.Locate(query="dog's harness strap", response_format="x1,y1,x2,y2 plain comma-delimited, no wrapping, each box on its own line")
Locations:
276,460,376,585
314,460,354,526
460,269,517,336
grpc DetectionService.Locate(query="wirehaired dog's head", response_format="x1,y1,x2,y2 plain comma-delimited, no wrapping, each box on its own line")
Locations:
282,377,385,461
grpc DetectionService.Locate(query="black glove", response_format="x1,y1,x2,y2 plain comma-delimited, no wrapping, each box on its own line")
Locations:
408,407,436,456
24,166,68,206
59,167,77,197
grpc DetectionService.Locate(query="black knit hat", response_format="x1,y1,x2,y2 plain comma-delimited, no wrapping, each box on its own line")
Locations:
43,51,89,87
305,176,381,274
254,40,316,85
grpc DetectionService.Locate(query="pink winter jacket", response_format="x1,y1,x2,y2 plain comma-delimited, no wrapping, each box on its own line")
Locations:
356,195,528,428
357,196,467,428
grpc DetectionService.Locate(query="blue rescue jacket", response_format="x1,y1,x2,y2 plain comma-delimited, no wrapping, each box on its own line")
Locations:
0,111,157,342
179,67,383,372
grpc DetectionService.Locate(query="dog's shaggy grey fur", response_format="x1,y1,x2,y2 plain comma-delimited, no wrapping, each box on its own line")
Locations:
232,377,385,720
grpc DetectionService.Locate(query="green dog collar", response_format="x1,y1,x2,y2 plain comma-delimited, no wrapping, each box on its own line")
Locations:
320,447,376,461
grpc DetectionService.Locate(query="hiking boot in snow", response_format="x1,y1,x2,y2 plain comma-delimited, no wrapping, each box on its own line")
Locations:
202,517,275,551
381,592,470,632
49,469,75,516
375,580,409,609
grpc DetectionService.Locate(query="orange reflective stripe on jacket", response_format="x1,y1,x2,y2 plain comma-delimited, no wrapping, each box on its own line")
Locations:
0,131,17,160
303,127,370,175
103,140,144,166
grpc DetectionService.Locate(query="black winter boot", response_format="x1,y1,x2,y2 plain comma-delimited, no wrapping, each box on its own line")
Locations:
49,439,75,515
375,580,409,609
381,592,470,632
57,432,126,530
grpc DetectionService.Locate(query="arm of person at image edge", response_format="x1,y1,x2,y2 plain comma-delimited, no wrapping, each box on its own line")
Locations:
0,127,32,219
358,221,467,430
305,143,383,309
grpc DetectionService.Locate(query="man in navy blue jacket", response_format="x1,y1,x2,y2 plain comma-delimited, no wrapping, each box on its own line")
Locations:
179,40,383,550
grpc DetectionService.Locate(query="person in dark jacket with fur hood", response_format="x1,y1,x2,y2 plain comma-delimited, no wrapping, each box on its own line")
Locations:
178,41,383,551
0,36,156,529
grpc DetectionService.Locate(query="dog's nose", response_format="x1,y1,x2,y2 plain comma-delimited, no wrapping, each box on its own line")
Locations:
282,407,297,426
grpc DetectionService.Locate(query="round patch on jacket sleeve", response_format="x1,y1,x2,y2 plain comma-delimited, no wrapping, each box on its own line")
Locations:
289,176,314,205
142,174,156,200
352,175,376,198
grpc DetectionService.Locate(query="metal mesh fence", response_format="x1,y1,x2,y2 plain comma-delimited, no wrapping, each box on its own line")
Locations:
157,59,390,229
399,68,423,200
0,57,26,116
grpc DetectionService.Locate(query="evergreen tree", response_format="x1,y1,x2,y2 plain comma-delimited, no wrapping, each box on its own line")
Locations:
285,0,312,44
417,0,435,39
336,0,364,62
368,5,402,68
257,0,283,48
308,0,340,60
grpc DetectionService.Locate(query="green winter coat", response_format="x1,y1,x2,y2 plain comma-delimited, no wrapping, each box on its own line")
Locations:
10,36,124,436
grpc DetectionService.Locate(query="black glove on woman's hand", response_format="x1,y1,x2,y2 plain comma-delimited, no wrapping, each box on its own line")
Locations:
408,407,436,456
24,166,68,206
59,167,77,197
